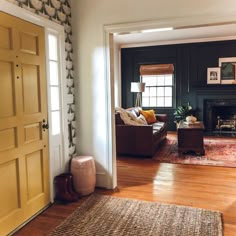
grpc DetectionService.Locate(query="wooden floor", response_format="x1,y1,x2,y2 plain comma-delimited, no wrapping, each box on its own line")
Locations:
14,146,236,235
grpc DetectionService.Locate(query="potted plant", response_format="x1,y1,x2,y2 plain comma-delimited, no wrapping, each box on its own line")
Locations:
173,104,192,126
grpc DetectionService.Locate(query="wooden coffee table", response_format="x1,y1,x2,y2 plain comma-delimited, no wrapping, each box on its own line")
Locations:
177,121,205,155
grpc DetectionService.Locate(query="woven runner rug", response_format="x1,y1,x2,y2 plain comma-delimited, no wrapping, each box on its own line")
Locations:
48,194,222,236
153,134,236,167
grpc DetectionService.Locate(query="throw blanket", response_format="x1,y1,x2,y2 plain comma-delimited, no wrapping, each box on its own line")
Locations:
115,107,147,125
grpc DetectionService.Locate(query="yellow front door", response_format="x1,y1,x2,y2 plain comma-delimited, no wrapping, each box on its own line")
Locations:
0,12,50,235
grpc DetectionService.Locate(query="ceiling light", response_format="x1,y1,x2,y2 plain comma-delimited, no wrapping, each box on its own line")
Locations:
141,27,173,33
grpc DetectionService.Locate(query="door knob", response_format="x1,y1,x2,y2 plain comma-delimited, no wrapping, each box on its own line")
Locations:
42,120,49,131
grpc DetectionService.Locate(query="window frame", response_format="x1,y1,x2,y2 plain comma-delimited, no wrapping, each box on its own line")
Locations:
140,66,176,109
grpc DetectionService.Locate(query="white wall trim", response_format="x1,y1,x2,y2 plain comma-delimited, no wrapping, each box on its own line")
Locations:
0,1,63,32
104,12,236,49
45,29,69,201
1,1,68,202
96,172,110,187
104,13,236,35
103,29,117,189
119,35,236,48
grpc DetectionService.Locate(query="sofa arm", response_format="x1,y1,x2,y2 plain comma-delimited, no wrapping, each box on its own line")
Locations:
156,114,167,123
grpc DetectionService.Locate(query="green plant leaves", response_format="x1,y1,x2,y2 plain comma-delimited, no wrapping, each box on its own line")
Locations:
173,104,192,121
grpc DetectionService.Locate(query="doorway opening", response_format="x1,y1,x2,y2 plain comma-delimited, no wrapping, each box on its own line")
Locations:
104,16,236,189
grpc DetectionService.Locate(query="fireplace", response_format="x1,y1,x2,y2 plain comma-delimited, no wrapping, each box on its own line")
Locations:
204,99,236,135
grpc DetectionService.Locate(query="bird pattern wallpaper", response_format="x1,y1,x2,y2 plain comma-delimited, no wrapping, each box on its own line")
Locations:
6,0,76,158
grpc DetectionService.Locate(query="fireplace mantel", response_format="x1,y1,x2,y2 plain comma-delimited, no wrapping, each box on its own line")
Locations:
205,99,236,107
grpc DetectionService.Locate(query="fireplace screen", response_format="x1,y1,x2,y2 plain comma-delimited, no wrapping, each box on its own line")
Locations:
204,99,236,134
216,115,236,131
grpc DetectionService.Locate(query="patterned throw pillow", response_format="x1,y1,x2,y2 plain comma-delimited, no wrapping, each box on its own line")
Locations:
140,109,157,124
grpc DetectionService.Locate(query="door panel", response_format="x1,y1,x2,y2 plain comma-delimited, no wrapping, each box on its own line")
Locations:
0,12,50,235
0,24,11,49
24,123,42,144
26,150,44,200
22,64,40,114
0,60,15,117
19,32,38,55
0,127,16,151
0,159,19,218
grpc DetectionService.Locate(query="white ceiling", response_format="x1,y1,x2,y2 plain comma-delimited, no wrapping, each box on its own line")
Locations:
114,23,236,48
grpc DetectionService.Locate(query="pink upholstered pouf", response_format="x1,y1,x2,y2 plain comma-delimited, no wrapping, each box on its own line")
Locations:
71,156,96,196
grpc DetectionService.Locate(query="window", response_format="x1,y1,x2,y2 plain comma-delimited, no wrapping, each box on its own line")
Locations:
48,34,61,135
140,64,174,108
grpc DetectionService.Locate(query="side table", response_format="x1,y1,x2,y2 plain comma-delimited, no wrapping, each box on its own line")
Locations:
177,121,205,155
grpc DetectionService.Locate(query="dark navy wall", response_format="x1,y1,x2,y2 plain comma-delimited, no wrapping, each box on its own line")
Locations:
121,40,236,131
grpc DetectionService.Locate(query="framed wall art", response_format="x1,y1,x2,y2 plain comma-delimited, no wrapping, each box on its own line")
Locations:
207,67,221,84
219,57,236,84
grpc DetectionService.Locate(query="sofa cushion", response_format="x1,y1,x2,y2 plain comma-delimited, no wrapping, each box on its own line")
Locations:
140,109,157,124
152,122,165,129
152,122,166,132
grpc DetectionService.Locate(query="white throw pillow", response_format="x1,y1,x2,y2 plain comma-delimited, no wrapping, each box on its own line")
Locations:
136,114,148,125
126,110,137,120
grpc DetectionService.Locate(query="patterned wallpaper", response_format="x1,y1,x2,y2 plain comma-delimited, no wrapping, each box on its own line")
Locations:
6,0,76,158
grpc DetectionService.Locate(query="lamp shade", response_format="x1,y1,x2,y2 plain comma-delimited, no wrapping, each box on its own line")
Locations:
131,82,145,92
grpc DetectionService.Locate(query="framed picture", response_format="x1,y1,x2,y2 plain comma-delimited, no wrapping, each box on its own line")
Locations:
219,57,236,84
207,67,221,84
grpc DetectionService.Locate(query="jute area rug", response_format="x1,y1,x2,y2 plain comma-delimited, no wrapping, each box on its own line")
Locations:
153,134,236,167
48,194,222,236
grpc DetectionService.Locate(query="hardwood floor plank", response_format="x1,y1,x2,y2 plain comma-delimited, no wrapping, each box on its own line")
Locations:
13,136,236,236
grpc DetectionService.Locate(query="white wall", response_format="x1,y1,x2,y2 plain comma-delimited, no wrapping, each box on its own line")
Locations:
71,0,236,188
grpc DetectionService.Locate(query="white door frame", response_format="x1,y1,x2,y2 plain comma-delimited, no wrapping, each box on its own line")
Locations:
0,1,69,202
103,13,236,189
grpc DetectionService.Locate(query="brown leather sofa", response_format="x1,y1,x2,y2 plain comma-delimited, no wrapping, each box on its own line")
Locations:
115,108,167,157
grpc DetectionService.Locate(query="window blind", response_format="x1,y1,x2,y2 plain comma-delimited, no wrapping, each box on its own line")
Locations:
140,64,174,75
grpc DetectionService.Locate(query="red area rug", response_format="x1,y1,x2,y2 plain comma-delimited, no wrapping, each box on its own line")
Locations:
153,134,236,167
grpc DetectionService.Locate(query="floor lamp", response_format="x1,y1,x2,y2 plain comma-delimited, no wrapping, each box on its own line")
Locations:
131,82,145,108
